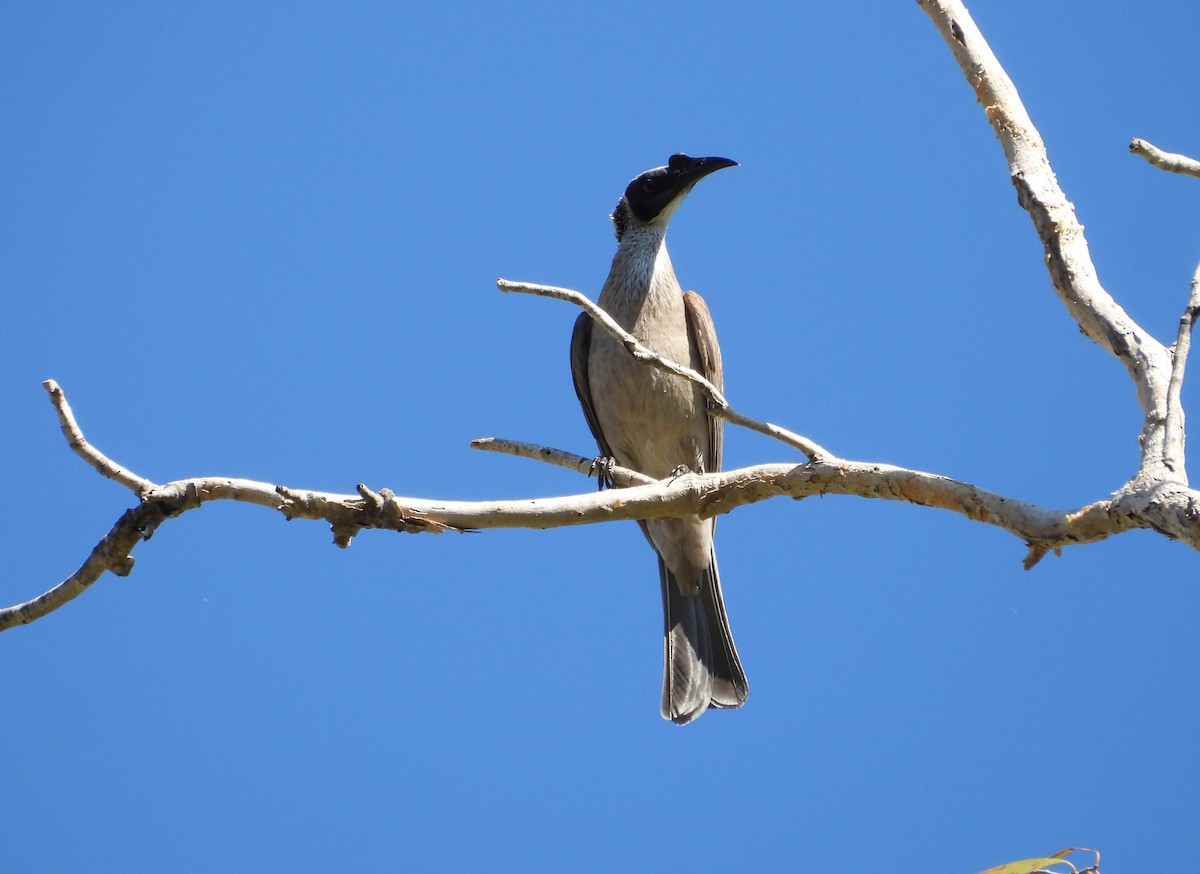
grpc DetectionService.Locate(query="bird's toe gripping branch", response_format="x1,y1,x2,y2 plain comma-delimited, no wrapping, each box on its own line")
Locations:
589,456,619,491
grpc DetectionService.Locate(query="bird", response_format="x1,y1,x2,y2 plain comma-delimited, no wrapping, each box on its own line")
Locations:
570,153,748,725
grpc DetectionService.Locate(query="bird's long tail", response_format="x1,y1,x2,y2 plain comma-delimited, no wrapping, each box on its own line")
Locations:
659,549,748,725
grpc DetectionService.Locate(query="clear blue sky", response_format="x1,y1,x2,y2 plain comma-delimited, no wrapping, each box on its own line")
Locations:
4,2,1199,871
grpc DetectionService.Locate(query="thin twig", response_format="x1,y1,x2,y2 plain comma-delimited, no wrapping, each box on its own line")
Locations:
43,379,157,495
1130,138,1200,180
469,437,654,486
0,503,163,630
496,278,831,461
497,280,727,399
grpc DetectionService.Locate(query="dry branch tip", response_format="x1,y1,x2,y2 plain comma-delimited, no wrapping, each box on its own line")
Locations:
1130,138,1200,179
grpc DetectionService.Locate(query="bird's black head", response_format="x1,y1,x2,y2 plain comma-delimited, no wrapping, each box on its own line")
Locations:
612,153,737,238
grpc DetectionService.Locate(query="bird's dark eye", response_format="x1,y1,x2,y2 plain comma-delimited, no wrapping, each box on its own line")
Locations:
641,180,658,194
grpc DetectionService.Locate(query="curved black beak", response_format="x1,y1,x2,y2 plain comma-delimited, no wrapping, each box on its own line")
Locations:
667,153,738,185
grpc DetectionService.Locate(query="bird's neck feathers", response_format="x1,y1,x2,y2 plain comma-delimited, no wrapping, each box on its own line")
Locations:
613,224,673,293
610,196,671,276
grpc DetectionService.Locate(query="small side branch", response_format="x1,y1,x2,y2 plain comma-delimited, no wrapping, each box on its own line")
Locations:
1130,138,1200,180
0,502,169,630
1129,137,1200,477
44,379,156,496
469,437,655,487
496,278,831,461
1163,263,1200,479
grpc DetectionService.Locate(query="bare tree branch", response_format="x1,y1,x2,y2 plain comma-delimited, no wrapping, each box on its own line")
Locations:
469,437,655,487
9,374,1200,631
1164,262,1200,480
497,278,832,462
918,0,1174,480
1,501,163,630
1130,138,1200,180
1127,141,1200,476
44,379,156,495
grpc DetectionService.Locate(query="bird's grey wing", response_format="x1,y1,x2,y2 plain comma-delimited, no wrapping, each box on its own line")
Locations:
682,290,723,475
682,289,747,713
569,312,616,460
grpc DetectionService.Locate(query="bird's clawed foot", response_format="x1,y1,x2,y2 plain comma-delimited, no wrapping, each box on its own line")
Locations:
668,464,694,484
589,456,618,491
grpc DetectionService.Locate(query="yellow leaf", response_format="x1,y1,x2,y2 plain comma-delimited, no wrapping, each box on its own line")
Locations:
977,858,1074,874
979,846,1099,874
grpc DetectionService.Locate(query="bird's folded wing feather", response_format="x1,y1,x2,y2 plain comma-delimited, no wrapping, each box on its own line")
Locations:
682,290,723,474
569,313,616,460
